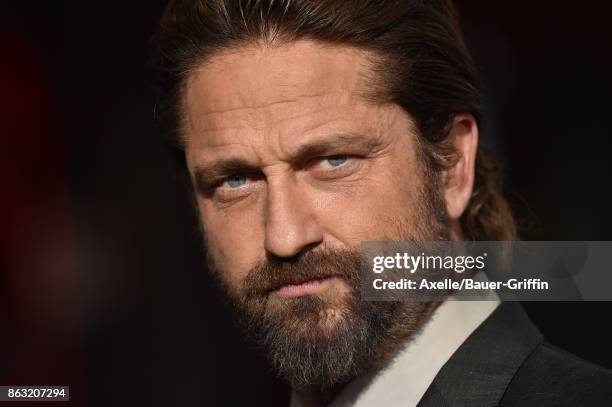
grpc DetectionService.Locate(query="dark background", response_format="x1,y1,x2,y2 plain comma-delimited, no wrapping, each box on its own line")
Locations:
1,1,611,406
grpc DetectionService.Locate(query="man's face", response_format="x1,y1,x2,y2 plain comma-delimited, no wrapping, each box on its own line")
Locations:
182,40,449,387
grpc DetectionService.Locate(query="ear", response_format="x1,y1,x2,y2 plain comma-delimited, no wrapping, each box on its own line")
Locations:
443,114,479,226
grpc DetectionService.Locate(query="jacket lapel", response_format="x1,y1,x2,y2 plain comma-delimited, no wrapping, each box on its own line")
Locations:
418,302,543,407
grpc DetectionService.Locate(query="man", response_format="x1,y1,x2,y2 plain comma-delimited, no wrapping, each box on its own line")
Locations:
151,0,612,405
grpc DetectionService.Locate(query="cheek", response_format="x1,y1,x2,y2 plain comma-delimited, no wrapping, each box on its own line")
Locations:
198,198,265,287
316,158,423,243
317,187,411,243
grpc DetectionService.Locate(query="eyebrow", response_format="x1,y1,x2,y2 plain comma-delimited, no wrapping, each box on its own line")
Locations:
193,132,380,192
290,133,380,163
193,157,261,193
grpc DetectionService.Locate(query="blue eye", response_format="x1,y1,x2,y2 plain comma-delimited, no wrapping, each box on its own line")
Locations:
224,174,248,188
326,155,348,167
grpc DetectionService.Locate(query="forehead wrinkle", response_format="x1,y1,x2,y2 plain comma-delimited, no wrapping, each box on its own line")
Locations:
281,114,351,145
186,51,350,115
195,105,334,134
187,100,400,160
195,97,299,117
185,40,374,115
191,96,379,141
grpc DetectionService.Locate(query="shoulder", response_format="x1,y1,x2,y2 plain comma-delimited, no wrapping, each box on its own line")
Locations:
500,342,612,406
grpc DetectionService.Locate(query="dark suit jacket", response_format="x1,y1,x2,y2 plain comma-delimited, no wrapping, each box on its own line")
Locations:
417,302,612,407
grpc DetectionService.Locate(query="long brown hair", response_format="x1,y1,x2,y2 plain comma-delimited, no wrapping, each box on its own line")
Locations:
151,0,517,241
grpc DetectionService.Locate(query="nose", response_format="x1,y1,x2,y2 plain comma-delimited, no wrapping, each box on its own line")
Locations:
264,178,324,258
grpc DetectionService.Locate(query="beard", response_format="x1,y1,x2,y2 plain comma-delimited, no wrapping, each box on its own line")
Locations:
205,176,450,390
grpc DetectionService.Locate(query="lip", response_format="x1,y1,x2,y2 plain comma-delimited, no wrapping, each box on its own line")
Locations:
274,277,332,298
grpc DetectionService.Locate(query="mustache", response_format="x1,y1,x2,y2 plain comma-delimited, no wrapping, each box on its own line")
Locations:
242,248,362,299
